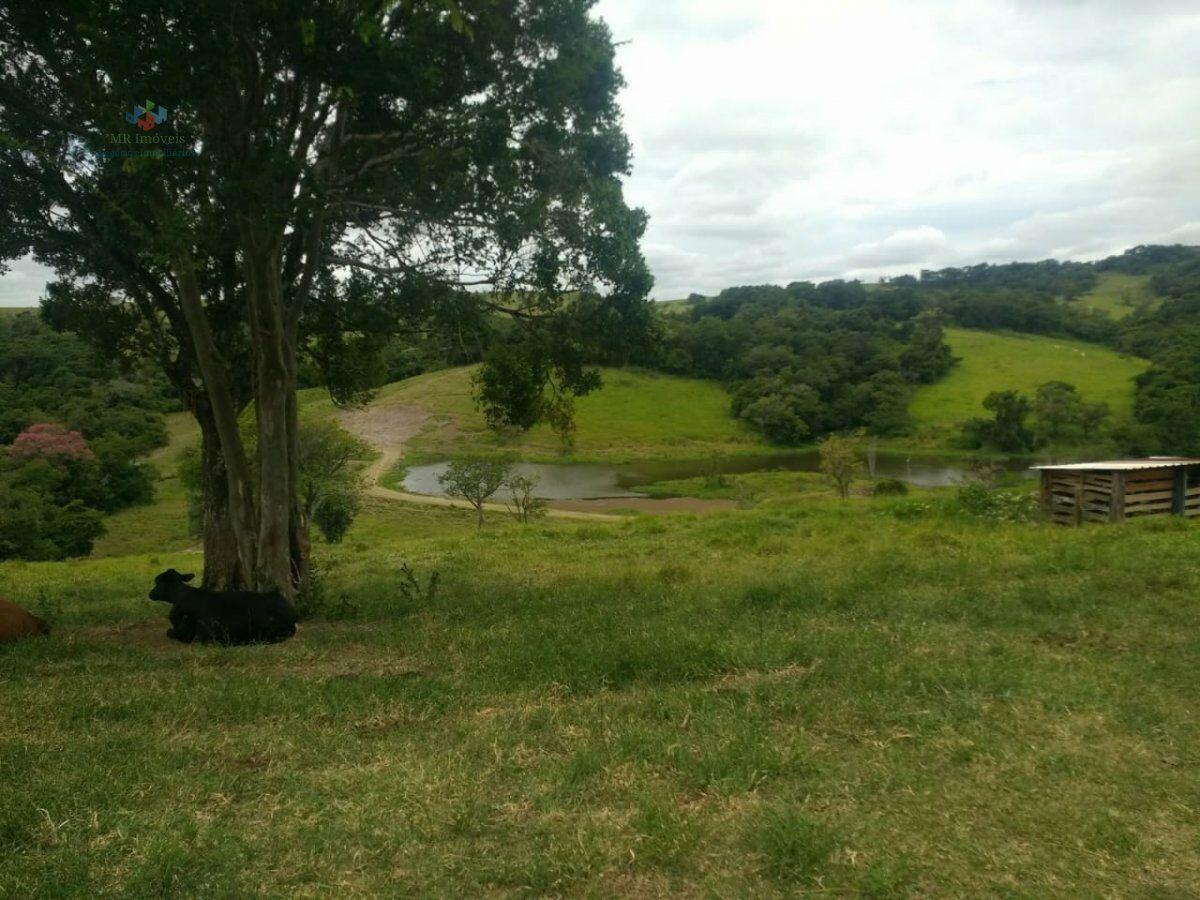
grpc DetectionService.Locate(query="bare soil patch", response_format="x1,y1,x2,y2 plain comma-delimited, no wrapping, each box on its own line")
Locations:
549,497,738,514
337,404,429,451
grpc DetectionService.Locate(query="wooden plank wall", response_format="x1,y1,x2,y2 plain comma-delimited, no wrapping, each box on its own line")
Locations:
1044,471,1077,524
1185,472,1200,519
1080,472,1115,524
1044,466,1200,524
1123,469,1180,518
1043,471,1114,525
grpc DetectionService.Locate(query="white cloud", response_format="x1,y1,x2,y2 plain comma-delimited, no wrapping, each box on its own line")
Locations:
845,227,949,269
0,258,54,307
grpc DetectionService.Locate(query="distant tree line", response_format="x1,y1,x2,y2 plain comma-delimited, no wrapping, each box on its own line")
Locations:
880,259,1118,345
646,244,1200,453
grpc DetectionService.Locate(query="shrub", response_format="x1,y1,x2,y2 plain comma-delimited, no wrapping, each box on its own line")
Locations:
871,478,908,496
956,483,1038,522
294,558,359,622
505,473,547,524
71,438,155,513
8,423,94,467
313,486,361,543
0,488,105,560
819,430,865,499
439,457,511,528
958,390,1037,452
888,500,932,521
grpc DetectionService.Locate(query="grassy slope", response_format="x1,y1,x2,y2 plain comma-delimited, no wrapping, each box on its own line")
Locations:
907,328,1149,443
5,478,1200,895
366,366,766,463
91,412,198,557
1075,272,1158,320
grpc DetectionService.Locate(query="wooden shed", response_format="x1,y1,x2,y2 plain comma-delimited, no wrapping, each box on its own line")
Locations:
1034,457,1200,525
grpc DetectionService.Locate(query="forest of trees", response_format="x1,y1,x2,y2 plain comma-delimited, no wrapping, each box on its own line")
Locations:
0,313,170,558
636,281,955,443
1114,251,1200,454
649,245,1200,451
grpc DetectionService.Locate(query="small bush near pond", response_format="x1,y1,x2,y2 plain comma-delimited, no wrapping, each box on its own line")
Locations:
872,478,909,496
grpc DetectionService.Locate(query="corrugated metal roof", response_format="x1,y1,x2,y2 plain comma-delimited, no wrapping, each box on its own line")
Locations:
1031,457,1200,472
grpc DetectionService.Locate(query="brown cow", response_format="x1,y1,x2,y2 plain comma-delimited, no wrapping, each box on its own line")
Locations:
0,598,49,643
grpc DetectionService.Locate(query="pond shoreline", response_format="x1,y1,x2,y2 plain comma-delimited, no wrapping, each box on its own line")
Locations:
397,450,1040,503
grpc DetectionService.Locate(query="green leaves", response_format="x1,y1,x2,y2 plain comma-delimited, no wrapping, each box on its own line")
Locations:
440,0,473,37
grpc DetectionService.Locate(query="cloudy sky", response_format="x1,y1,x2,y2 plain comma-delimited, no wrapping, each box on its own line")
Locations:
596,0,1200,297
2,0,1199,304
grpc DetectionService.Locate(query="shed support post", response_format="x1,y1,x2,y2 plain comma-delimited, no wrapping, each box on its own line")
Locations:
1173,469,1188,516
1111,472,1126,522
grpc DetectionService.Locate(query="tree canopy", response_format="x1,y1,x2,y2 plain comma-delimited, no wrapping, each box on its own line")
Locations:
0,0,650,593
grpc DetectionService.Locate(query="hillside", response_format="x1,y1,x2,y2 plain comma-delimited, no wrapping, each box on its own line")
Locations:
84,331,1152,500
353,366,765,462
1074,272,1158,319
908,328,1149,441
366,330,1150,461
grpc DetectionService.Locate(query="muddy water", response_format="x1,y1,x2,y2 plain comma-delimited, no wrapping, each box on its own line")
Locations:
401,452,1034,501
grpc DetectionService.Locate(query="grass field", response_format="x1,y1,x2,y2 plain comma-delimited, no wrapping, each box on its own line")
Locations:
906,328,1149,445
1075,272,1159,320
5,332,1200,895
5,466,1200,896
0,306,36,318
361,366,765,463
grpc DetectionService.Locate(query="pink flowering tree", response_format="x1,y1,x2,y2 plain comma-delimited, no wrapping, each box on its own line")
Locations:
7,423,96,469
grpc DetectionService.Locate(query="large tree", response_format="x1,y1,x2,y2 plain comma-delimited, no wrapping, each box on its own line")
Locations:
0,0,651,595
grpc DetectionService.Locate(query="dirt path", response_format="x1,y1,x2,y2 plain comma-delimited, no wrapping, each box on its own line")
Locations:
337,404,626,523
551,496,738,515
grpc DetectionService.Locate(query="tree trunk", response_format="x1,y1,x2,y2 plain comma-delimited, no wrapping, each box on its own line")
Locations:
197,412,245,590
285,316,310,597
243,232,302,598
174,252,259,583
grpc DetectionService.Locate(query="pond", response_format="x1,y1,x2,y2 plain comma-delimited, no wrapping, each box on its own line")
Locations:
400,451,1035,501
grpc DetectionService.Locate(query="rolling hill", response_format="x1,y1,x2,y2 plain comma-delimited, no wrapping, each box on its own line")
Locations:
908,328,1149,441
317,327,1150,463
347,366,765,463
108,327,1153,481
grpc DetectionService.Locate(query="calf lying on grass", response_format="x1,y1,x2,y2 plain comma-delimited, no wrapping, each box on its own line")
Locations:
0,598,49,643
149,569,297,645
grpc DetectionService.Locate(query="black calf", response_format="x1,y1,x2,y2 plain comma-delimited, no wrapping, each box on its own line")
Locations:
149,569,297,645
